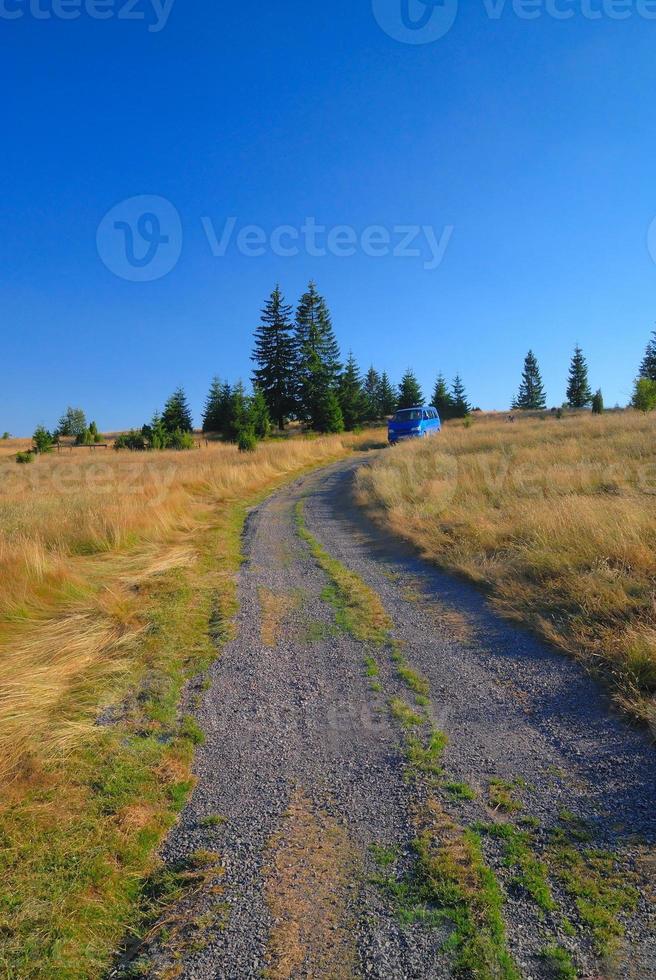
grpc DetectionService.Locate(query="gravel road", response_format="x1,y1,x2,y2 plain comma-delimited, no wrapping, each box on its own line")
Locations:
135,454,655,980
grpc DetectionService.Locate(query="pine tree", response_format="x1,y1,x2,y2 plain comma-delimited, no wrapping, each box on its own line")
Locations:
57,407,87,438
513,350,547,410
363,367,381,420
591,389,604,415
338,353,367,431
431,374,453,421
632,378,656,413
314,388,344,433
378,372,397,416
149,411,169,449
226,381,250,442
249,387,271,439
450,376,471,418
251,286,296,430
294,281,342,427
219,383,233,436
202,377,224,433
162,387,193,433
397,369,423,410
639,330,656,381
32,425,54,454
566,345,592,409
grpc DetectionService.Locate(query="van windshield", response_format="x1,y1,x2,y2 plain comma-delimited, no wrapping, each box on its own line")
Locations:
394,409,423,422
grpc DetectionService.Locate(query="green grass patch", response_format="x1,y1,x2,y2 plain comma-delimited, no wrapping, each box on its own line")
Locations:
389,697,424,729
199,814,226,829
296,502,393,645
548,842,637,955
487,778,524,814
479,823,555,913
364,656,379,677
405,729,448,778
540,944,577,979
396,663,430,699
375,800,518,979
370,843,399,868
444,781,476,802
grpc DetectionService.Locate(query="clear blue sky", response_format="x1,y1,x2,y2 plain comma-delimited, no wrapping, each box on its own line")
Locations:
3,0,656,433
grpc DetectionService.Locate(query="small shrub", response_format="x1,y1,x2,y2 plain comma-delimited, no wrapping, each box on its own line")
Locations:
168,429,195,451
114,430,146,451
632,378,656,413
15,451,34,465
591,389,604,415
32,425,54,454
237,429,257,453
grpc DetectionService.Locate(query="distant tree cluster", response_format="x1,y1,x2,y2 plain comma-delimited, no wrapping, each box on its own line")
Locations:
114,388,196,452
507,329,656,416
19,303,656,461
510,345,600,414
431,374,471,420
249,282,475,433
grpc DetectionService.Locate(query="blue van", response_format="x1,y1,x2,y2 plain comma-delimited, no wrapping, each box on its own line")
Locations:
388,406,441,445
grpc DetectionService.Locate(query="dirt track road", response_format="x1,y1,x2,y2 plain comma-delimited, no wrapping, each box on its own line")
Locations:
136,455,655,980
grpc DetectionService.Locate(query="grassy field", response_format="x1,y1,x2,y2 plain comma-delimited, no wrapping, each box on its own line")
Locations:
0,431,382,978
356,411,656,734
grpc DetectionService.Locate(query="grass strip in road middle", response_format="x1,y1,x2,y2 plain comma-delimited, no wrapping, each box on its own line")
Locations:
295,500,392,645
294,501,520,978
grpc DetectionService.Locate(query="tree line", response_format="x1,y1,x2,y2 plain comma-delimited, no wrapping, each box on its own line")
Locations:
20,290,656,461
511,333,656,415
510,346,603,413
227,281,473,439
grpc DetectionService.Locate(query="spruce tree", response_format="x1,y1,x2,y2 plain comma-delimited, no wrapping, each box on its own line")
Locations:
378,372,397,416
226,381,250,442
363,366,381,420
566,345,592,409
294,281,342,427
162,387,193,433
450,376,471,418
251,286,296,430
397,369,423,410
591,389,604,415
639,330,656,381
202,377,223,433
513,350,547,410
314,388,344,433
249,387,271,439
338,353,367,431
149,412,169,449
431,374,453,421
218,383,233,436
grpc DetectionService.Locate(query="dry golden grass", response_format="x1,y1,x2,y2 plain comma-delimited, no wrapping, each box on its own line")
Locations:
0,432,381,784
356,411,656,732
263,790,357,979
